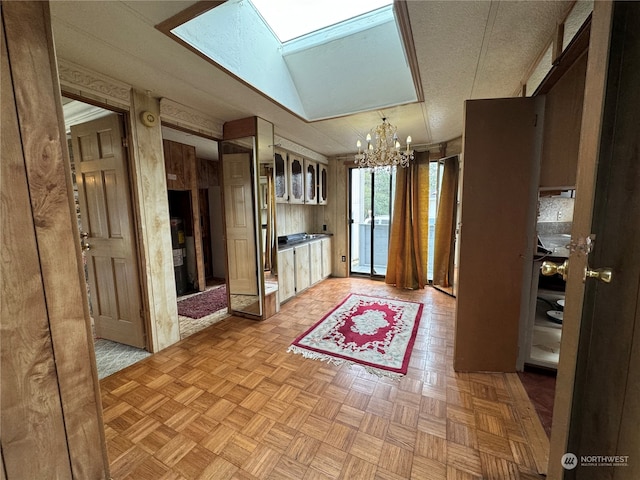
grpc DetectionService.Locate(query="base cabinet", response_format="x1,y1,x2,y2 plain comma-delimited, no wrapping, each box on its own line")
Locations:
278,248,295,302
278,237,332,303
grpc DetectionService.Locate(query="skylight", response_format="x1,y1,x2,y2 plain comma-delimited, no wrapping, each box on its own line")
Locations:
250,0,393,43
167,0,417,121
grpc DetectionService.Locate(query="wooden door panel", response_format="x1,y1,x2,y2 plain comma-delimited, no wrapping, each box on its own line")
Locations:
224,153,258,296
72,114,145,348
455,96,544,372
563,4,640,476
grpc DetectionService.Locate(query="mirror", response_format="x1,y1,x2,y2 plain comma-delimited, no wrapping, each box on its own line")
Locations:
221,137,263,317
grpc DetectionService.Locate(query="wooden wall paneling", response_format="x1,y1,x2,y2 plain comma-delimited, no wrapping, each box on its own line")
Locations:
539,51,588,189
2,2,109,478
1,15,73,479
130,89,180,351
223,116,256,140
186,146,206,291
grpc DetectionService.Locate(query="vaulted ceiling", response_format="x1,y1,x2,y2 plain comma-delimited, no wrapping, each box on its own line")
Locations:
50,1,574,157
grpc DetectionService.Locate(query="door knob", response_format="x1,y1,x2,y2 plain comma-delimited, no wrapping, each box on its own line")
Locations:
542,259,613,284
80,232,91,251
584,267,613,283
541,260,569,281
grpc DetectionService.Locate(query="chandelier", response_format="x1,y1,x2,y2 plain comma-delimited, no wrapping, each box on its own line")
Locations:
355,118,414,169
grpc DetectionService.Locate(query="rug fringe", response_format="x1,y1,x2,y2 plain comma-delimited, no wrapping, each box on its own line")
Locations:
286,345,404,380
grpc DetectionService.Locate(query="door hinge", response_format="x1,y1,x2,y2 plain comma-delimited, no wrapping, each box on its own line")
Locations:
122,137,129,148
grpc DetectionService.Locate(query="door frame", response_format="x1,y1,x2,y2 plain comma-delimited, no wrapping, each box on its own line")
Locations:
348,166,395,279
547,2,614,477
62,92,152,351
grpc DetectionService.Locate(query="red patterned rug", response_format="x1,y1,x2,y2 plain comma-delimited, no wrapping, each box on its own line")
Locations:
177,285,227,319
287,294,424,378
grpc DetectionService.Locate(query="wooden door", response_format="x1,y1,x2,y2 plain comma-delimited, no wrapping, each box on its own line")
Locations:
199,189,213,279
223,153,258,295
549,2,640,478
454,96,545,372
304,159,317,204
278,248,295,302
71,114,146,348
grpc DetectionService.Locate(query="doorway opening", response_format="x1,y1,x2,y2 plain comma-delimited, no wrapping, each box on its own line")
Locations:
161,126,230,338
349,167,395,278
62,96,150,379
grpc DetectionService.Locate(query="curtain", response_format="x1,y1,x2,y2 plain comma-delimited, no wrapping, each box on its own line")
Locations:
433,156,459,288
385,152,430,289
264,171,277,273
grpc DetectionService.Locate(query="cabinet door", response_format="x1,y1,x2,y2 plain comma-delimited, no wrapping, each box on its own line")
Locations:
321,237,332,278
288,155,304,204
309,240,322,284
318,163,328,205
294,243,311,292
455,97,545,372
274,149,288,203
278,248,295,302
304,159,317,204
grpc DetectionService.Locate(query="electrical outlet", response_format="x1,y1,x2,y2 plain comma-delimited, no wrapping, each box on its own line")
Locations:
341,255,346,262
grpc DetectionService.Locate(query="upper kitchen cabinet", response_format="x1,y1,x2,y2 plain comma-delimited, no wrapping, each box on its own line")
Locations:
274,149,288,203
304,159,317,204
288,154,304,204
539,51,588,189
455,97,545,373
318,163,328,205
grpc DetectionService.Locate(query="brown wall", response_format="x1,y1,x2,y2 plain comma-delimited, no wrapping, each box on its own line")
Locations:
1,2,108,477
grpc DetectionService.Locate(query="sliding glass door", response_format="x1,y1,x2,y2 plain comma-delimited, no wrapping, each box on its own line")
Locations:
349,167,396,278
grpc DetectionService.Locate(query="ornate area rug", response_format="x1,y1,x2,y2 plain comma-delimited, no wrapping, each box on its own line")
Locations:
287,294,424,378
178,285,227,319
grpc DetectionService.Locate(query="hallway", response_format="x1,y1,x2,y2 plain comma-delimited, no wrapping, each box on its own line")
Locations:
100,277,547,479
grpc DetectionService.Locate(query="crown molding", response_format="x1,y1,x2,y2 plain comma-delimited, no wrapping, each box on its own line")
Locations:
274,135,327,164
160,98,223,138
57,58,130,109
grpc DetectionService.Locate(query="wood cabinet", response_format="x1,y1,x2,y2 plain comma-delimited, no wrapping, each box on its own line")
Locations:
304,159,317,204
277,237,332,303
310,240,323,284
288,154,304,204
274,149,288,203
321,237,332,277
294,243,311,292
278,248,296,302
274,149,327,205
318,163,328,205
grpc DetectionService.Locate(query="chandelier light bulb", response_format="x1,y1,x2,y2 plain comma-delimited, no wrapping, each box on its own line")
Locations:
354,118,414,170
356,139,362,149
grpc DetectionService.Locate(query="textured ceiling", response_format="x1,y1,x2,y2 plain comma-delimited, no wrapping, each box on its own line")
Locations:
50,1,574,157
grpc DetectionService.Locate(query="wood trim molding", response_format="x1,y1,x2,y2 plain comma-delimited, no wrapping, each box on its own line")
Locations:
57,58,130,109
275,135,328,164
155,1,223,34
160,97,223,138
394,0,424,102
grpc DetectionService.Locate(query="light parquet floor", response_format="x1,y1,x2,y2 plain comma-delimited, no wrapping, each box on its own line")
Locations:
100,278,548,479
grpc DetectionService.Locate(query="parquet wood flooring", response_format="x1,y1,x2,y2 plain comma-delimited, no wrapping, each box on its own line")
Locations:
100,278,547,479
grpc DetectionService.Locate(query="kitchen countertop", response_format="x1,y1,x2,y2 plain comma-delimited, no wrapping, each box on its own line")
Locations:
277,233,332,250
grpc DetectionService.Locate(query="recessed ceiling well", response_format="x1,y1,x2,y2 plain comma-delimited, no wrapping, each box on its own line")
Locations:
167,0,418,121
